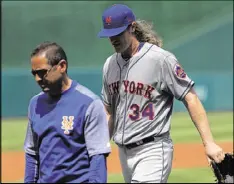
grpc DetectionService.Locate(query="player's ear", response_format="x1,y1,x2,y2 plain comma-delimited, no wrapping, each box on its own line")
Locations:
59,59,67,73
131,22,136,33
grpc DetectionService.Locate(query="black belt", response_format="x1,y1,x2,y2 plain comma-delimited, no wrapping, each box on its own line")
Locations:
125,136,157,149
123,132,169,149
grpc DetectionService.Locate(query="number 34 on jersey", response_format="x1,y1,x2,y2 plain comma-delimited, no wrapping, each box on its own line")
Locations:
129,103,154,121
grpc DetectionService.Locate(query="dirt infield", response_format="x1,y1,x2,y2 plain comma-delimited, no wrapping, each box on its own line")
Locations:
2,142,233,182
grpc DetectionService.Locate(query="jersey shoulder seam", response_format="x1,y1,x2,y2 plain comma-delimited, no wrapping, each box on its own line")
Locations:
74,84,100,101
149,45,174,59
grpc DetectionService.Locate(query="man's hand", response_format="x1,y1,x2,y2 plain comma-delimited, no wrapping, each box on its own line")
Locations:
204,142,225,164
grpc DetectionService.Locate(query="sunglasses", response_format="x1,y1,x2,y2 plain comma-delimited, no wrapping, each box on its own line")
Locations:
31,68,53,79
31,61,61,79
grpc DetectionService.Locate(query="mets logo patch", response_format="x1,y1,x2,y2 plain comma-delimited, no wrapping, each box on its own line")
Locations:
174,63,187,78
61,116,74,135
105,16,112,25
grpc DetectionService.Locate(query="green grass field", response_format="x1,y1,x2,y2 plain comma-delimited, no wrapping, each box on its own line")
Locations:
2,111,233,183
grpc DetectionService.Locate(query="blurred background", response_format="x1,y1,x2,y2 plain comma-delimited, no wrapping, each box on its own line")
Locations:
1,1,233,183
2,0,233,117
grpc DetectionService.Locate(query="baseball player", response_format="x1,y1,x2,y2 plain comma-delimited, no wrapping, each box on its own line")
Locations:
24,41,111,183
98,4,225,183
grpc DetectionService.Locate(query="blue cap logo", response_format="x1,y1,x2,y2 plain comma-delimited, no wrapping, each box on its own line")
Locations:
105,16,112,25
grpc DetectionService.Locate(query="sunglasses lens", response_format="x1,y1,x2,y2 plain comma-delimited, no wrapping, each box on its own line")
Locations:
31,69,48,78
31,70,36,76
38,70,48,78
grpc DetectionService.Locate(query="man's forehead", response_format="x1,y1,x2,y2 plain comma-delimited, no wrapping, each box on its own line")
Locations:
31,52,50,70
31,52,48,64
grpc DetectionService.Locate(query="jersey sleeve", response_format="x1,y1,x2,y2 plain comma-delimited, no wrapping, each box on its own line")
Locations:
161,54,195,101
89,154,107,183
84,99,111,157
24,102,38,155
24,100,39,183
101,57,111,106
24,153,39,183
101,75,111,106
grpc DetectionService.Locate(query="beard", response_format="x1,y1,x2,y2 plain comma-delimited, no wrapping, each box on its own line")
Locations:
44,76,64,98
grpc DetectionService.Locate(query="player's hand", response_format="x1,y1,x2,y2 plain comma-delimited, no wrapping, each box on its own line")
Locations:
204,142,225,164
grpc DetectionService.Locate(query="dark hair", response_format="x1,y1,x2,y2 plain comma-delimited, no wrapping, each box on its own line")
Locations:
31,41,68,71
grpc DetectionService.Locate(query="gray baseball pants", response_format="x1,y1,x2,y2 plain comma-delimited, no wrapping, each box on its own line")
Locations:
118,134,174,183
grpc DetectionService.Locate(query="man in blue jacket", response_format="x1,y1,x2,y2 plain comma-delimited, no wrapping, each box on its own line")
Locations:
24,41,111,183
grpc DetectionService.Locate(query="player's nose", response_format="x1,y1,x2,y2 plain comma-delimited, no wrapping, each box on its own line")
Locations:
109,36,119,42
109,37,121,46
35,74,42,82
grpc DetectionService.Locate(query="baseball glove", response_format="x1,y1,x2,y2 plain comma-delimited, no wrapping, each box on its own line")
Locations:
210,153,234,183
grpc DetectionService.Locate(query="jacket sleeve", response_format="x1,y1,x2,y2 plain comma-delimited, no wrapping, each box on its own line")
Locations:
24,152,39,183
24,102,39,183
89,154,108,183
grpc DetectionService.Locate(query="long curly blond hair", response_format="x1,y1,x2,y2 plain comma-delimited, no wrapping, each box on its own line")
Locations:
133,19,163,48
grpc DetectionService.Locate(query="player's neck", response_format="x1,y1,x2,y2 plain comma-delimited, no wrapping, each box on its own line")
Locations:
48,76,72,99
61,77,72,92
121,38,140,61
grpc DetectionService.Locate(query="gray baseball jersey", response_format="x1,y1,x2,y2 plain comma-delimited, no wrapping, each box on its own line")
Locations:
101,42,194,146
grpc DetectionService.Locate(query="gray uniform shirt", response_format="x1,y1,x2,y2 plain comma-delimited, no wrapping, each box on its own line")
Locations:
102,42,195,145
